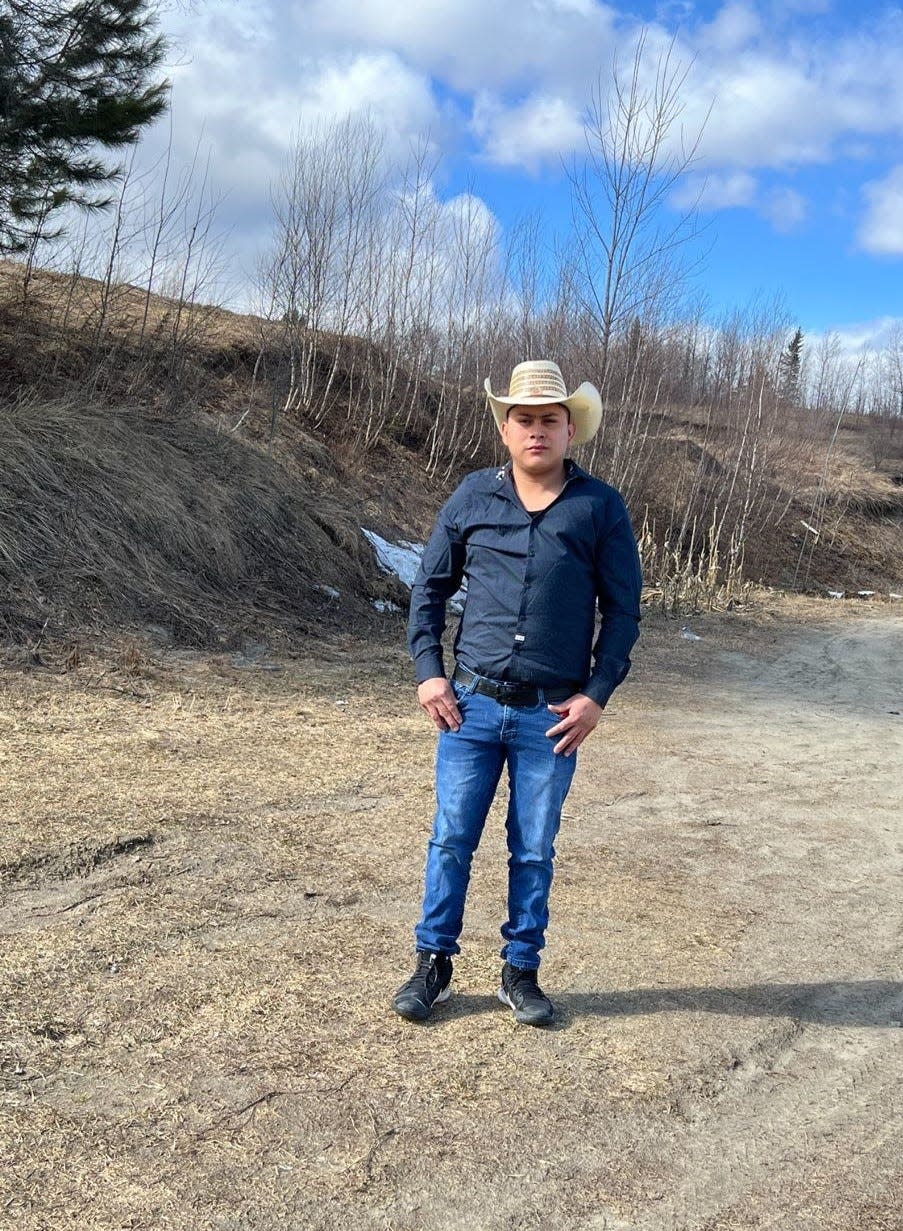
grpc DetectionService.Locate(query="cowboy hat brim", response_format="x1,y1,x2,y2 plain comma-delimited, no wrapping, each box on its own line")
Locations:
484,378,602,447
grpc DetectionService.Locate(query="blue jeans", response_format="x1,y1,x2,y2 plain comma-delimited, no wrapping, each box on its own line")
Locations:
414,672,578,969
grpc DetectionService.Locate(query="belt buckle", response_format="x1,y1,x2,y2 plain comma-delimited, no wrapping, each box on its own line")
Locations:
459,668,537,707
502,681,535,706
496,679,523,702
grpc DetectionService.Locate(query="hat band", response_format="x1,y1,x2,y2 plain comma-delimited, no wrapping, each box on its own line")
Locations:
507,375,568,400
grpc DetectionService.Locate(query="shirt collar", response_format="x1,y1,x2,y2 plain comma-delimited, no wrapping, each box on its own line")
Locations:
491,457,586,501
564,458,590,482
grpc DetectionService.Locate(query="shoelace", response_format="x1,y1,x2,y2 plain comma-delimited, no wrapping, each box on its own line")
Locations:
413,952,449,982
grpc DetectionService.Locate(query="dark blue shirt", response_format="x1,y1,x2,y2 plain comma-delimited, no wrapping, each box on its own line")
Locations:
408,458,642,708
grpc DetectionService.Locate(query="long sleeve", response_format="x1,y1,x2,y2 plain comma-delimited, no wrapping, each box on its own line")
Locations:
407,489,467,683
581,504,643,709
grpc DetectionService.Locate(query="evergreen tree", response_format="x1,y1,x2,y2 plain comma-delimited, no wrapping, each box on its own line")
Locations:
779,327,804,403
0,0,168,254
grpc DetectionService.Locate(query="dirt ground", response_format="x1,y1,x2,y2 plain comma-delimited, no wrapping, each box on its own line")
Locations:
1,596,901,1231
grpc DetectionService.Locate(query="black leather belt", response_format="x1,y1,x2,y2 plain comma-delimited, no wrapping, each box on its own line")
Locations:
453,664,577,706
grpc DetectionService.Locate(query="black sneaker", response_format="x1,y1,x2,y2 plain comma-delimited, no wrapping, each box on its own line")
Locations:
498,962,555,1026
391,951,453,1021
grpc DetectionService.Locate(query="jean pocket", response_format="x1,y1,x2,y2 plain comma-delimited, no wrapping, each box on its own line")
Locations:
451,676,475,704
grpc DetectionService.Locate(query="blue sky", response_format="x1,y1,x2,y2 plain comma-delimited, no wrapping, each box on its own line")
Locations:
144,0,903,351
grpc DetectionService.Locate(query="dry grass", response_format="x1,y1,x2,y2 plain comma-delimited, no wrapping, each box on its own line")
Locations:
1,596,901,1229
637,506,752,615
0,260,462,650
0,396,392,645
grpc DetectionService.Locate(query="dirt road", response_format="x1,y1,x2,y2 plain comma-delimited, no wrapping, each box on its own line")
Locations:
1,602,901,1230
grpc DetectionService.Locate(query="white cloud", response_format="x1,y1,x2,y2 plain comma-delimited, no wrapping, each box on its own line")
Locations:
442,191,499,241
697,2,762,53
655,0,694,20
150,1,903,199
302,0,619,95
671,173,807,233
770,0,831,13
677,52,837,169
289,53,440,150
672,171,758,211
858,166,903,256
85,0,903,302
549,0,600,14
761,186,807,233
624,7,903,180
150,3,456,202
810,316,903,357
472,92,585,170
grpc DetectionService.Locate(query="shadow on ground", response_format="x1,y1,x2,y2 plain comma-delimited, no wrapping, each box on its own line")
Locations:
433,980,903,1028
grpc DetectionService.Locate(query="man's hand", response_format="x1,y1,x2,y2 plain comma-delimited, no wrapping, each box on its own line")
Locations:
545,693,603,756
417,677,463,733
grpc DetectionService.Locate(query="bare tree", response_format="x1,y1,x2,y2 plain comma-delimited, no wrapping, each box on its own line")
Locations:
262,115,386,438
569,31,708,402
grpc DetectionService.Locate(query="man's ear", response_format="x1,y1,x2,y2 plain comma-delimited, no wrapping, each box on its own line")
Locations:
567,419,577,441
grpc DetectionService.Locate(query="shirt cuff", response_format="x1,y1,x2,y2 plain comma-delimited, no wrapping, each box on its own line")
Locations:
414,652,446,684
581,657,631,709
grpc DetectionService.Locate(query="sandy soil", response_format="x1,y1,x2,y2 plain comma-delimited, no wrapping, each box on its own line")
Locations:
1,598,901,1231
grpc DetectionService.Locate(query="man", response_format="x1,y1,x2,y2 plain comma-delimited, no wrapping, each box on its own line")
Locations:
392,360,643,1026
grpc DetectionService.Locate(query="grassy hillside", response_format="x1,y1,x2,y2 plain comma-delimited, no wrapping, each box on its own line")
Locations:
1,259,901,652
0,260,460,649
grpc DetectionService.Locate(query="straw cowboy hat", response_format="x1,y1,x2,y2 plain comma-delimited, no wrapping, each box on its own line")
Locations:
484,360,602,447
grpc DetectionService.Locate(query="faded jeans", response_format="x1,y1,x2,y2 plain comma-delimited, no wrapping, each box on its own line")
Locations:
414,671,578,969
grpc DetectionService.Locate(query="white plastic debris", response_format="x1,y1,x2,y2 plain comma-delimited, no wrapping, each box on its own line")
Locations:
316,584,340,599
857,590,875,597
361,529,424,588
827,590,844,599
890,593,902,600
680,626,702,641
361,528,467,611
372,599,402,614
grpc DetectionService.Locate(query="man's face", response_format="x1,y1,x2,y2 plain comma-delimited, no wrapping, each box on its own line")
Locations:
499,403,575,475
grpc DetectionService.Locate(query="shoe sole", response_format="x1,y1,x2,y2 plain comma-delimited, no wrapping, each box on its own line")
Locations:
392,984,452,1022
497,985,555,1026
